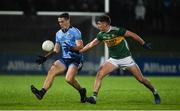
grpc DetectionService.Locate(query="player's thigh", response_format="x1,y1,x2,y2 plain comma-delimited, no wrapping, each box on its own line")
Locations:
65,64,78,80
49,60,66,75
97,61,117,77
127,64,144,80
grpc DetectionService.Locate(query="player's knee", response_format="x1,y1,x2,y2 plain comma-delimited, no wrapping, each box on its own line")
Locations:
48,67,56,77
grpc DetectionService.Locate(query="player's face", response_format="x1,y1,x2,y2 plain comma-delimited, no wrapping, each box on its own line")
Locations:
58,17,70,29
96,21,109,32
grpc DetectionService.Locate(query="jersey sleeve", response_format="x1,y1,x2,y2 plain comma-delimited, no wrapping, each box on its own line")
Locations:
118,27,127,36
74,28,82,40
96,32,103,41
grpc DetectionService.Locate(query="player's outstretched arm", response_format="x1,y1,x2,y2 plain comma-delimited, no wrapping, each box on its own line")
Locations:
124,30,145,45
45,43,60,58
36,43,60,65
124,30,152,50
79,38,100,53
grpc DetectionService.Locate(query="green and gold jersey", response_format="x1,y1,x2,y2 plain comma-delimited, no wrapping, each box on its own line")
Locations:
96,26,131,59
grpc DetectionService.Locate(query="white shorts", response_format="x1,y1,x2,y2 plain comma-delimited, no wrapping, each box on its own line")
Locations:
107,56,136,70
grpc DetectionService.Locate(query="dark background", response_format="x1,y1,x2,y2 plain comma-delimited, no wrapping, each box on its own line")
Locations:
0,0,180,58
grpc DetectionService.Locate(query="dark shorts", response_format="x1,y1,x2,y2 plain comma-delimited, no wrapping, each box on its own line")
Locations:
59,58,83,71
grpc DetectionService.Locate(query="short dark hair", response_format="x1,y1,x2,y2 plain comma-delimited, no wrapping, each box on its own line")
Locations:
59,13,70,20
95,15,111,24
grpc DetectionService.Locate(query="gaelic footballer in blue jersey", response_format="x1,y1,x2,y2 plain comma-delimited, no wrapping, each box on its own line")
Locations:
31,13,87,103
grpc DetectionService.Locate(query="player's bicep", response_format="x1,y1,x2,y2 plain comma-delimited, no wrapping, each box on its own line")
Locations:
124,30,133,37
124,30,145,45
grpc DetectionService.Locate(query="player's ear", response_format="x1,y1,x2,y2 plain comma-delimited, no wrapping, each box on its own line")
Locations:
66,18,70,22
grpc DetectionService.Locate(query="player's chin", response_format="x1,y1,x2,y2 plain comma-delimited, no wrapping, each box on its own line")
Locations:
61,27,66,30
99,28,104,31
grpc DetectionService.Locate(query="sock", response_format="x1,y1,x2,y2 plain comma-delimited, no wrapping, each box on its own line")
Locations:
40,88,46,95
153,89,158,95
93,92,98,97
79,88,83,93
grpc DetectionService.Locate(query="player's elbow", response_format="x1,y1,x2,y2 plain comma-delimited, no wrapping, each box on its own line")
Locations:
53,49,59,53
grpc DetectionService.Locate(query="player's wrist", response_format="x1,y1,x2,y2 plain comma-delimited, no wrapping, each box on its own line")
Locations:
143,42,152,50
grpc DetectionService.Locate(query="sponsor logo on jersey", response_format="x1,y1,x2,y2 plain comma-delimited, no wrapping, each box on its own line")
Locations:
104,36,125,47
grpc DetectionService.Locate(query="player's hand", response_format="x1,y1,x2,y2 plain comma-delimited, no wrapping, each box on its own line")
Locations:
35,55,47,65
143,42,152,50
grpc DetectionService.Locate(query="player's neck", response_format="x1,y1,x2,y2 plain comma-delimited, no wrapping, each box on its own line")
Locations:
64,24,70,30
104,25,111,32
62,25,71,33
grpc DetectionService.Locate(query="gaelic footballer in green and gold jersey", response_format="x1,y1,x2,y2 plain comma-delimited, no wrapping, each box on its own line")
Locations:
96,26,131,59
80,15,160,105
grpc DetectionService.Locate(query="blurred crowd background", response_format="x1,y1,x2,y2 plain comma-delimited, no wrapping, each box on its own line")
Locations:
0,0,180,54
0,0,180,75
1,0,180,32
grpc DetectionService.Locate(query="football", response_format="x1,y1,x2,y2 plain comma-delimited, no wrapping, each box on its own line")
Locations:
42,40,54,52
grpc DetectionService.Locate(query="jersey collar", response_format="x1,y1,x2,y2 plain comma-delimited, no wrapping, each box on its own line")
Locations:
62,26,72,33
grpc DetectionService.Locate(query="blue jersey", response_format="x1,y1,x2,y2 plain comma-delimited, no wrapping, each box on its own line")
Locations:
55,26,83,60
